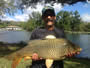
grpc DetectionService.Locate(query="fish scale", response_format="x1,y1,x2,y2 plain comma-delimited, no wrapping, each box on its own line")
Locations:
5,38,82,68
7,39,81,60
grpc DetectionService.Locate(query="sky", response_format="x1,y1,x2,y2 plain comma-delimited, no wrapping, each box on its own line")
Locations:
1,2,90,22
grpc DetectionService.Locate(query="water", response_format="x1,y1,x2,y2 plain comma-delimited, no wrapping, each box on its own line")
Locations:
0,30,31,43
0,31,90,58
66,33,90,58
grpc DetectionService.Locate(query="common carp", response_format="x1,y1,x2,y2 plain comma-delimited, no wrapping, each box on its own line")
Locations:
5,35,82,68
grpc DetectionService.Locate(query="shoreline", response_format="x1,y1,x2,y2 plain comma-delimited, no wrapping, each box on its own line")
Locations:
65,31,90,34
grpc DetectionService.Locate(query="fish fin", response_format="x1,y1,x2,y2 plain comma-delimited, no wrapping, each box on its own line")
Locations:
24,56,31,61
11,57,22,68
46,59,53,68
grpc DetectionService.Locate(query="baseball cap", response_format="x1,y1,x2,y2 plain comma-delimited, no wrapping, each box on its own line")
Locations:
42,6,55,17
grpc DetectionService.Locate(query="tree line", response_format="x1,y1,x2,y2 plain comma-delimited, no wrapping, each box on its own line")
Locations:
19,10,90,32
0,10,90,32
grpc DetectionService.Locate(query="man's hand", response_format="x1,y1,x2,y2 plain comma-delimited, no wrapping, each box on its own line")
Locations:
24,53,42,61
32,53,39,60
32,53,43,60
66,48,81,57
66,51,80,57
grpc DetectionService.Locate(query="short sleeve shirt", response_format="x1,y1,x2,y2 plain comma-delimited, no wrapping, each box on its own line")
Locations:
30,26,65,40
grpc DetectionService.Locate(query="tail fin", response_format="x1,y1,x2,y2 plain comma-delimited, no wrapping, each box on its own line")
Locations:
4,52,17,60
11,56,22,68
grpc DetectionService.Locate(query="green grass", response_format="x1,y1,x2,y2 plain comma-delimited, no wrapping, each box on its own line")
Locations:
0,57,90,68
64,58,90,68
0,57,32,68
0,44,90,68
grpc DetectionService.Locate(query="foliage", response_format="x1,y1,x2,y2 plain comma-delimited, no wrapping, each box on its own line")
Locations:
0,22,7,28
17,10,90,32
0,10,90,32
56,10,82,31
20,12,44,31
20,0,86,8
83,23,90,32
0,0,17,17
0,21,21,28
0,0,87,19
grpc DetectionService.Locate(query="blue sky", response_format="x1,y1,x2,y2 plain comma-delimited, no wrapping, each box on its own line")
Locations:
1,2,90,22
62,2,90,15
62,2,90,22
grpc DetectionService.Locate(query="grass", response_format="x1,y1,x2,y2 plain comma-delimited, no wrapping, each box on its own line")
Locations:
0,57,32,68
0,43,90,68
64,58,90,68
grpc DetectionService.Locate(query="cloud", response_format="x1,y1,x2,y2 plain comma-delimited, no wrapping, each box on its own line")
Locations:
0,14,16,21
25,3,44,15
25,3,63,15
83,3,89,8
53,3,63,13
14,14,29,22
1,17,15,21
83,4,88,8
81,13,90,22
4,0,11,3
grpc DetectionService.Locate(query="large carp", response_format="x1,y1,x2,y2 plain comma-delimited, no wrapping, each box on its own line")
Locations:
5,35,82,68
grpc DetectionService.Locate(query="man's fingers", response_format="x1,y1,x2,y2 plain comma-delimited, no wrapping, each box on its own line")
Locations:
76,52,80,54
66,51,80,57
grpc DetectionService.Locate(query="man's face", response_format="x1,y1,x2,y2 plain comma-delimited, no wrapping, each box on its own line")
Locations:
43,10,56,26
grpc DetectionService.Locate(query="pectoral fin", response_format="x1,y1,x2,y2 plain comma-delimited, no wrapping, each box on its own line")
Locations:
11,57,22,68
46,59,53,68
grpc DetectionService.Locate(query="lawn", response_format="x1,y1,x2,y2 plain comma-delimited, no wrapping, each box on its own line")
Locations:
0,43,90,68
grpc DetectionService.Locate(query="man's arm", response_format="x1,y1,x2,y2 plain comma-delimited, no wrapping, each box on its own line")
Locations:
54,27,80,57
30,31,36,40
30,28,39,40
29,28,42,60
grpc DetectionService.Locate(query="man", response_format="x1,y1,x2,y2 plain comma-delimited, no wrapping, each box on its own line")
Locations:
29,6,76,68
28,6,64,68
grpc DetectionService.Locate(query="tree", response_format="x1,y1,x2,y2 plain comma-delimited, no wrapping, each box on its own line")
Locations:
20,0,86,7
56,11,72,30
0,0,86,18
21,12,43,31
0,0,17,17
8,0,86,12
56,10,82,31
70,11,81,31
84,23,90,32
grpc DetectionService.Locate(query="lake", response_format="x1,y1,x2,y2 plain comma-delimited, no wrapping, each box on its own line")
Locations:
0,30,31,43
66,33,90,58
0,30,90,58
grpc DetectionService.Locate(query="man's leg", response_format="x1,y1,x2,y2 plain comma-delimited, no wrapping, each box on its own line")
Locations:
51,60,64,68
